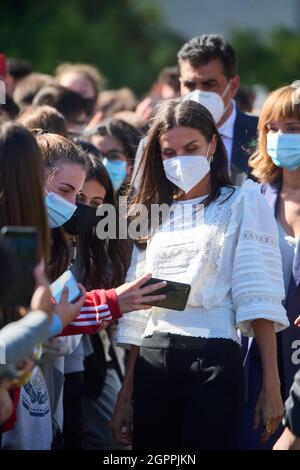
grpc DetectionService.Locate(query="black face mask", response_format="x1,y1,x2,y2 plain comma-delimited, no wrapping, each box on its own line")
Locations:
63,203,99,236
84,98,96,116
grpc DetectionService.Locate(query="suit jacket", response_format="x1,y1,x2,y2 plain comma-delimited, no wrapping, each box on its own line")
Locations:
230,108,258,186
284,369,300,437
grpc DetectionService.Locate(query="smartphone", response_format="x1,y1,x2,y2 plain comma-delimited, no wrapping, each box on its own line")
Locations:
50,270,82,304
141,277,191,311
1,226,37,307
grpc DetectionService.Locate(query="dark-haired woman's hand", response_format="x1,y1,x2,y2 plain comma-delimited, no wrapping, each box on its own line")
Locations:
109,394,133,446
254,384,284,443
115,273,166,314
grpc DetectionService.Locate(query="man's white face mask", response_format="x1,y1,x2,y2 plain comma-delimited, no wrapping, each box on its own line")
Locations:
184,81,231,124
163,143,212,194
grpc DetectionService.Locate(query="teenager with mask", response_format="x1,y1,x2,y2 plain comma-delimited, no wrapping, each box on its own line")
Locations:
70,156,131,450
61,154,131,449
86,118,140,193
238,81,300,449
111,98,289,450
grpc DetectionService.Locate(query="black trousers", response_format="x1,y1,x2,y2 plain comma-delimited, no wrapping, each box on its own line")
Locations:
133,333,244,450
63,371,84,450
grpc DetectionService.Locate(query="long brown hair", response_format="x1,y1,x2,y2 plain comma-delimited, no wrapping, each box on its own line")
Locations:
0,122,50,261
250,83,300,183
131,97,233,242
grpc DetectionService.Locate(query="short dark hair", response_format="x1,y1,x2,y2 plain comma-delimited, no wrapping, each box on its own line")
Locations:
33,84,89,122
157,66,180,94
8,58,32,80
0,94,19,120
13,73,53,109
178,34,237,78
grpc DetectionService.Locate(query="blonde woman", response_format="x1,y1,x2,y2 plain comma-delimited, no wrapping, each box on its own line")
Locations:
238,81,300,449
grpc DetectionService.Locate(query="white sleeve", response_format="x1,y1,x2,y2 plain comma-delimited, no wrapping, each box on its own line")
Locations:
116,244,151,348
232,180,289,336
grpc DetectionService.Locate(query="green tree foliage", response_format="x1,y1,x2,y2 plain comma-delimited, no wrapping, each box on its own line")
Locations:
230,27,300,90
0,0,183,95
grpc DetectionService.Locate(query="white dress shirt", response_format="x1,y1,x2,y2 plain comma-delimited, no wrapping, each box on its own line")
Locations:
218,100,237,165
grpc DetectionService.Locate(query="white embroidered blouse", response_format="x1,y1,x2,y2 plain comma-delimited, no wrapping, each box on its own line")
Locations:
117,180,289,347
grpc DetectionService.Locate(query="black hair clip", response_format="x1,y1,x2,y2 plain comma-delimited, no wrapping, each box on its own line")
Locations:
31,128,49,136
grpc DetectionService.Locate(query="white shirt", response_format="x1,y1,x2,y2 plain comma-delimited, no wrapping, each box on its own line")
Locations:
117,180,289,348
218,100,237,165
2,366,52,450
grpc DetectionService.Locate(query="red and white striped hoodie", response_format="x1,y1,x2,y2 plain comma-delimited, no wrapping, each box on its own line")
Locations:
60,288,121,336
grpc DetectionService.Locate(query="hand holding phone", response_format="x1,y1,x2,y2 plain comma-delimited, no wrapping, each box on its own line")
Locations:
1,226,37,307
115,274,167,314
50,270,82,304
141,277,191,311
51,277,86,329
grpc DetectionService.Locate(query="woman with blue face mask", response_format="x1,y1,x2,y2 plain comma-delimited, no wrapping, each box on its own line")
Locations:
88,118,140,193
238,81,300,450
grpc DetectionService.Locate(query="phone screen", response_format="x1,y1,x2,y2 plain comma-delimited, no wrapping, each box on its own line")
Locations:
50,270,82,304
1,226,37,307
142,277,191,311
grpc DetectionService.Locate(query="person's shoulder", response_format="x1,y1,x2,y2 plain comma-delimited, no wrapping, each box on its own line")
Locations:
221,180,261,198
235,107,258,128
222,180,263,209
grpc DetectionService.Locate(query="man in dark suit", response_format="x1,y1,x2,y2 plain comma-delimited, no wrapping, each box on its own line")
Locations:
177,34,258,185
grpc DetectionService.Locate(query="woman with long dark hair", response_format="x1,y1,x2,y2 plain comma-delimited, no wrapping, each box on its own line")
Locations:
112,98,289,450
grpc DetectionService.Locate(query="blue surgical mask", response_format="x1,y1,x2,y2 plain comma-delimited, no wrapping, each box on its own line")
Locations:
45,191,77,228
103,158,127,191
267,133,300,171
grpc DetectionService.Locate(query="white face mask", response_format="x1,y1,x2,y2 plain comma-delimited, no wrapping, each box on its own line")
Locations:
184,81,231,124
163,144,212,194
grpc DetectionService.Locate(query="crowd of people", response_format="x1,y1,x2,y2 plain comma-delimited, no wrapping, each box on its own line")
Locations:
0,33,300,451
